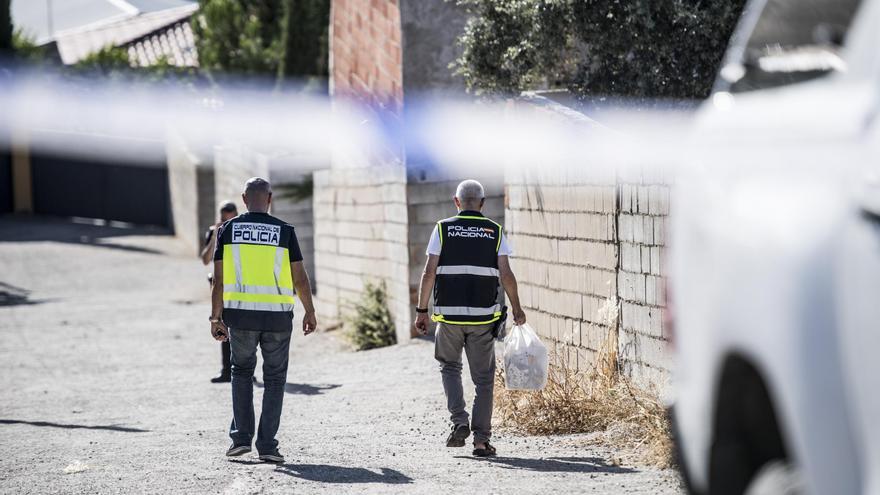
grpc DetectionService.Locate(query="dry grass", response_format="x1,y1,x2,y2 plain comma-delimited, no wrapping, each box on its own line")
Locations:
494,327,674,468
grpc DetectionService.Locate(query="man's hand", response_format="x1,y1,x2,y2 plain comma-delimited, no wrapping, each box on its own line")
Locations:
210,319,228,342
414,313,429,336
302,311,317,335
512,306,526,326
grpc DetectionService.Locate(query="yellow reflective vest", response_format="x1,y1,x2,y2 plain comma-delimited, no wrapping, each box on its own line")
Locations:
216,212,302,332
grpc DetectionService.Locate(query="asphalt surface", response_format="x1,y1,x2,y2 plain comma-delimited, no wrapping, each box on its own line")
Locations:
0,216,683,494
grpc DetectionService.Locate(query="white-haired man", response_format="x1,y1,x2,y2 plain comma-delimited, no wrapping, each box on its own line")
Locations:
414,179,526,457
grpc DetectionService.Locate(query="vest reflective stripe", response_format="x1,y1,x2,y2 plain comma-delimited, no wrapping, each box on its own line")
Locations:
232,244,243,282
431,312,502,325
223,299,294,312
435,265,500,277
433,304,501,316
223,243,295,312
226,283,295,296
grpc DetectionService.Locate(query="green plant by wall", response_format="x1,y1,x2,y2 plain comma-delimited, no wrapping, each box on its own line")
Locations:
11,29,50,61
452,0,747,101
345,281,397,351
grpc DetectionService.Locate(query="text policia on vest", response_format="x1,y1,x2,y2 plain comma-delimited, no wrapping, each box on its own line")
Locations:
447,225,497,239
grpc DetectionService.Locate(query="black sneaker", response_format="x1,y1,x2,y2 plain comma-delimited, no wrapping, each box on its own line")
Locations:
472,442,497,457
258,449,285,463
226,444,251,457
211,371,231,383
446,424,471,448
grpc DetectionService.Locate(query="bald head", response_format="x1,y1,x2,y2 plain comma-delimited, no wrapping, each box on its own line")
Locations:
242,177,272,213
454,179,485,211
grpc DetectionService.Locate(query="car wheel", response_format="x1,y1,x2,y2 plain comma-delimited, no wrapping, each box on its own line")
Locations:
744,461,804,495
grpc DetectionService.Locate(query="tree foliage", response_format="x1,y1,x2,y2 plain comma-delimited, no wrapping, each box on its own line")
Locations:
453,0,747,100
193,0,329,83
192,0,280,75
277,0,330,82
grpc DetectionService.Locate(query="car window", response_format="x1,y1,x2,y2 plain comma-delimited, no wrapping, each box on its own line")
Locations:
723,0,863,93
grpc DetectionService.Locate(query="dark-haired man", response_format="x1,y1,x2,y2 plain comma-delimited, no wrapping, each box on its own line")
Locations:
201,200,238,383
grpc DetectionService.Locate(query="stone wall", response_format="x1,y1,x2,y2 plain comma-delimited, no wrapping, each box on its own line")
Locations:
330,0,403,110
312,164,411,343
398,0,466,96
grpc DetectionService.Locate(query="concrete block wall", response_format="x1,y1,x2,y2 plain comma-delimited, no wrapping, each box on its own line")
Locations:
213,143,268,215
312,163,411,343
166,133,214,254
504,96,672,390
616,176,671,388
504,170,620,372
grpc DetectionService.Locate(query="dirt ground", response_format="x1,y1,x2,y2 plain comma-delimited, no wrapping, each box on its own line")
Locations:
0,217,683,494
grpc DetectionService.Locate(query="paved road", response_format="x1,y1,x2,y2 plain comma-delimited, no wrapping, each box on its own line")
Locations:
0,217,683,494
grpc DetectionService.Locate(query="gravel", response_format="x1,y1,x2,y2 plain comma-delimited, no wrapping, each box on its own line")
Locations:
0,217,683,494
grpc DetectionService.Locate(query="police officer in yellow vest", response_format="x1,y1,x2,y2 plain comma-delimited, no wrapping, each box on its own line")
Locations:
209,177,317,464
414,180,526,458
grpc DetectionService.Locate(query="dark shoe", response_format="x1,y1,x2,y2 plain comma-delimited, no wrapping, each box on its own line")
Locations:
226,444,251,457
211,371,231,383
258,449,285,463
446,424,471,448
472,442,497,457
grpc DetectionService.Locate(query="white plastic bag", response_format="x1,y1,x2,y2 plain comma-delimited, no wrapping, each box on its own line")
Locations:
502,323,549,390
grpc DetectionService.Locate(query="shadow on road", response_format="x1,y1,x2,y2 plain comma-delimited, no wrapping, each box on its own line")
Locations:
455,455,637,474
0,282,48,307
254,380,342,396
274,464,413,484
0,419,150,433
0,216,167,255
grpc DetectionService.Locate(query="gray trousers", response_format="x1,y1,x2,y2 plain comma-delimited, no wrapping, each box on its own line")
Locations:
434,322,496,444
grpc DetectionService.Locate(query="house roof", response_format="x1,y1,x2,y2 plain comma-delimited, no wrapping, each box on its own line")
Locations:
125,17,198,67
52,3,199,65
11,0,197,44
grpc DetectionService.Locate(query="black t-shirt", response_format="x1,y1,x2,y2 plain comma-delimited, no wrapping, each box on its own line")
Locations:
213,211,304,332
204,227,215,247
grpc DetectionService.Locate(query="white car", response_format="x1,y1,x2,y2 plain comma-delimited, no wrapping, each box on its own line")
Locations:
669,0,880,494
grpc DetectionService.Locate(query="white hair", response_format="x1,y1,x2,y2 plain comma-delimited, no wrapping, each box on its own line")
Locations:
455,180,485,205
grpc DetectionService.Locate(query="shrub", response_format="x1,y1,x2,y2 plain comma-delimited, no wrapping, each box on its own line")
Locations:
345,281,397,351
453,0,747,101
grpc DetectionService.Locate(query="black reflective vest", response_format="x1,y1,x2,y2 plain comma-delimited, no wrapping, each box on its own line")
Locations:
432,211,503,325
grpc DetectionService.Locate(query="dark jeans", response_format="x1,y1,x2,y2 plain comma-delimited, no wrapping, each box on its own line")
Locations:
221,340,231,372
228,328,291,453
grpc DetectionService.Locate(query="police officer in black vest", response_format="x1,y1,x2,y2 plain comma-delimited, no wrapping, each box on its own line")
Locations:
414,179,526,457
